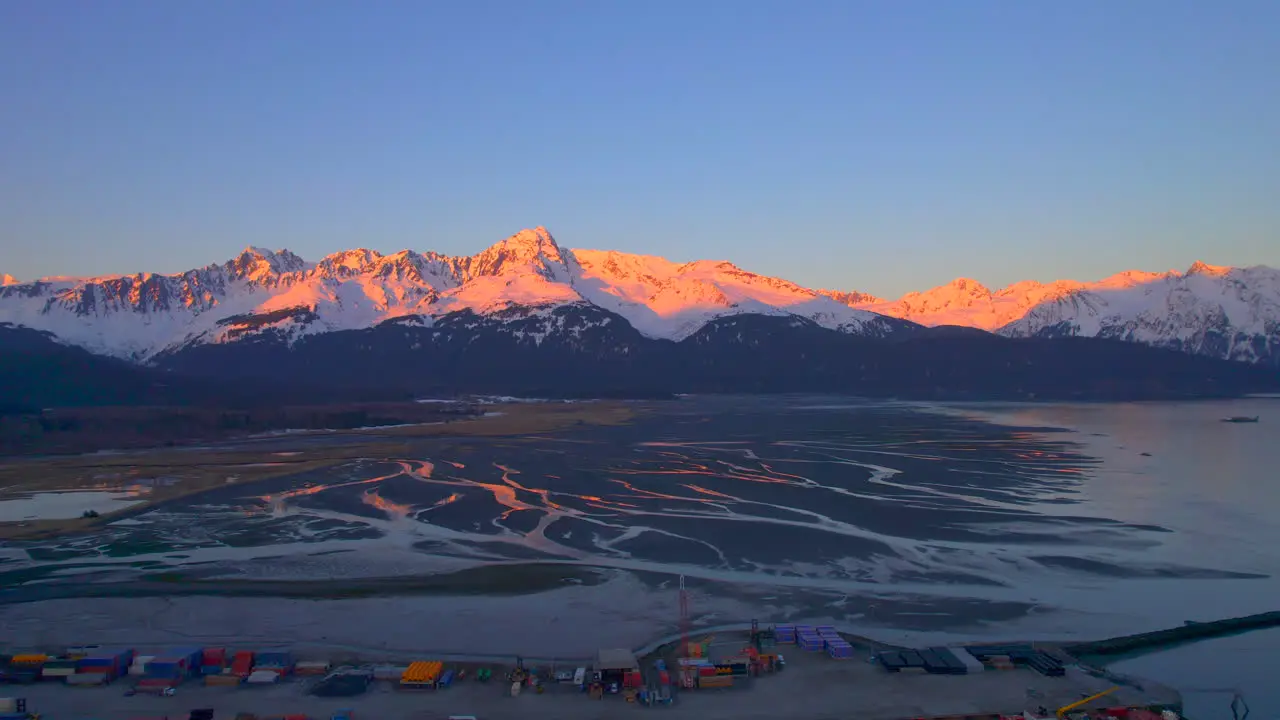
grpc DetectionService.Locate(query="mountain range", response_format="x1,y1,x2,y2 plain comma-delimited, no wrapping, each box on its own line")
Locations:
2,227,1277,404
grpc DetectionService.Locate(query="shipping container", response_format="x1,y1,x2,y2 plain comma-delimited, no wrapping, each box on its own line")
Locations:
401,661,442,685
246,671,279,685
371,666,406,681
253,649,293,668
230,652,254,678
66,673,108,686
9,655,47,666
0,670,39,684
144,660,183,679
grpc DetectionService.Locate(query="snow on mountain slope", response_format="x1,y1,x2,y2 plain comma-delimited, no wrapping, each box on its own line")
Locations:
0,227,901,360
8,224,1275,367
999,262,1280,365
830,271,1176,331
819,263,1280,365
572,249,894,339
0,274,17,286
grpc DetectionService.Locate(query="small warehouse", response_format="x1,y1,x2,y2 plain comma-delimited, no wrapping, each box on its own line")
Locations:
595,648,640,690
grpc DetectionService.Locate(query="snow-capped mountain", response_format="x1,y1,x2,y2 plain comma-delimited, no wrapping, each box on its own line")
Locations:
0,274,17,286
827,263,1280,366
4,227,1277,368
0,227,903,361
829,272,1173,330
998,262,1280,365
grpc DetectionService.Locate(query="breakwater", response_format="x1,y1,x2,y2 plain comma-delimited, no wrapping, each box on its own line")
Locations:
1065,610,1280,658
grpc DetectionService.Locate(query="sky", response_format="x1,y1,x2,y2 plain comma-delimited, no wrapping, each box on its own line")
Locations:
2,1,1277,299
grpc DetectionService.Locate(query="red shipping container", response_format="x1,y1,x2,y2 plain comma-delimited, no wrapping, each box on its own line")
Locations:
697,667,716,677
230,651,254,677
202,648,227,665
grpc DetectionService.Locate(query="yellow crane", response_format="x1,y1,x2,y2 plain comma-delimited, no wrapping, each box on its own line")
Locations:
1056,686,1120,718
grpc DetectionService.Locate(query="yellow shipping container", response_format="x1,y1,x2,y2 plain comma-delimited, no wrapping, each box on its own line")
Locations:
12,654,49,665
401,660,443,683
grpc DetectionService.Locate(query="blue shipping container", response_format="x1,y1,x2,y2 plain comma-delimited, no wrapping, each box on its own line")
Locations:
144,660,182,679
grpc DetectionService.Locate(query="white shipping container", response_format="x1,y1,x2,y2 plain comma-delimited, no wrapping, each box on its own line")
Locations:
129,655,156,676
247,670,280,684
0,699,16,713
372,665,406,681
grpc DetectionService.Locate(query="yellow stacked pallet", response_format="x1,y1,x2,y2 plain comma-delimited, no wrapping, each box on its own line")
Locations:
401,660,443,685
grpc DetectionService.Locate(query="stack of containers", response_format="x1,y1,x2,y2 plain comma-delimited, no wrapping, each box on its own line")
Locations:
822,638,853,659
201,647,227,676
9,654,47,685
41,658,80,681
75,648,135,682
66,672,108,686
794,625,823,652
139,646,203,689
252,648,294,677
230,651,255,679
676,656,712,689
171,646,205,677
775,624,796,644
815,627,852,659
137,657,183,690
129,655,156,676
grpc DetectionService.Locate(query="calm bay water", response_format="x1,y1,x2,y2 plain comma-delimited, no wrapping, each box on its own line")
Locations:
948,398,1280,720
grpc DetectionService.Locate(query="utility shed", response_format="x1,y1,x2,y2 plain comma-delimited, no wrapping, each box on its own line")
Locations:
595,648,639,671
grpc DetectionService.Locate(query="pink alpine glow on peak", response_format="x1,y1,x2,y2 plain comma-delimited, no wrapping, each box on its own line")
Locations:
1185,260,1232,277
0,226,889,358
0,274,17,286
1,226,1275,366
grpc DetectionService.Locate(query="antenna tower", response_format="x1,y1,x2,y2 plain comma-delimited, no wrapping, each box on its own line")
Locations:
679,574,690,658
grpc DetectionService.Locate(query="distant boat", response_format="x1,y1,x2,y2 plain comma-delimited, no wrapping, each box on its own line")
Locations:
1220,416,1260,423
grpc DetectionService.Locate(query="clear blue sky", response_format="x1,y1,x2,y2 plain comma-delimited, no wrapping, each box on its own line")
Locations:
2,1,1277,298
